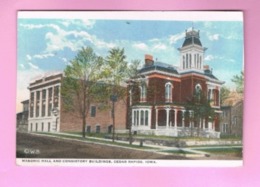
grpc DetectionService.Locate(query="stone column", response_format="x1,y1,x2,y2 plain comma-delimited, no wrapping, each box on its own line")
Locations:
148,109,151,128
215,90,218,106
52,86,55,107
218,88,220,107
52,86,56,130
166,108,170,128
138,110,141,127
174,109,178,128
155,108,158,129
189,111,192,128
182,110,185,127
45,88,49,117
33,91,36,118
39,89,42,117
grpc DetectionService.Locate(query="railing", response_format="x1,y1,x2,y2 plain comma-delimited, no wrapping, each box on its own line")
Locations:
132,125,220,138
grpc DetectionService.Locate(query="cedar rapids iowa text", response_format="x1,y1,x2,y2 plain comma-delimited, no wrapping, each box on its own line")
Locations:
20,159,156,164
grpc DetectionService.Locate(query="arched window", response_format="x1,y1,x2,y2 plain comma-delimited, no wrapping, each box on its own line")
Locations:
140,83,147,102
195,84,202,101
194,54,196,68
186,54,188,68
165,82,173,103
208,89,212,101
197,54,199,69
183,56,185,69
199,56,202,69
195,84,202,94
189,54,192,68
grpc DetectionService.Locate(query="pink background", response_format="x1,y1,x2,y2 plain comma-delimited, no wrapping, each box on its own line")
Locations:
1,0,259,186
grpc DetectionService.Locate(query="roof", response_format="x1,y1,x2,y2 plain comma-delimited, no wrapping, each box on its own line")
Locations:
139,61,179,75
204,69,218,80
182,37,202,47
182,29,202,47
140,61,220,81
30,71,63,83
21,100,29,104
222,92,243,107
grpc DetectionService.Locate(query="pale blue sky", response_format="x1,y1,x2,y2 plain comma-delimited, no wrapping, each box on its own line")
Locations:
17,12,244,112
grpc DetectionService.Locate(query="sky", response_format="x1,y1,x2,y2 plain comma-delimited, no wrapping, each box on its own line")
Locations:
17,11,244,112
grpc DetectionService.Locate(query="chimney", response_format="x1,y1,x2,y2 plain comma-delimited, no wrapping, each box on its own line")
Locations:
204,65,210,70
145,54,154,66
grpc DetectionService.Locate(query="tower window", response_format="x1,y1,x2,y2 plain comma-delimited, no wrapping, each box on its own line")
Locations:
197,54,199,69
186,54,188,68
194,54,196,68
183,56,185,69
189,54,192,68
200,56,202,69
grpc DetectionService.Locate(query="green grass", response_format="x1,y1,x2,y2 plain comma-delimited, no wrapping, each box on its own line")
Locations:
65,131,242,142
220,134,243,140
195,147,242,154
186,144,242,148
35,132,156,150
161,149,196,154
64,131,211,141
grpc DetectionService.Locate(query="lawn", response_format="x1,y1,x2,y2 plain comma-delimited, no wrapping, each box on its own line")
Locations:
64,131,242,141
194,147,242,154
36,132,157,150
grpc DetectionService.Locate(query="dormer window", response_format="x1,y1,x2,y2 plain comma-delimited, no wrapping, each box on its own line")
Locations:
165,82,173,103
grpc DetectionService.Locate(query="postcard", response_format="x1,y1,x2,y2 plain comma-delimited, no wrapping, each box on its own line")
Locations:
16,11,244,167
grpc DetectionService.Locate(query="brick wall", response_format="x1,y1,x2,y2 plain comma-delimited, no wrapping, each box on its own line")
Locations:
60,98,127,133
180,75,207,102
60,109,83,132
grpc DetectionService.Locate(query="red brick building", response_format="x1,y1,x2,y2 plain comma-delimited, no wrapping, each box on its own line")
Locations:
27,72,126,133
127,28,224,138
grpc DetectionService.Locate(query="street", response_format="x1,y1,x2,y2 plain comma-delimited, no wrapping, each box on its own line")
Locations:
16,132,188,159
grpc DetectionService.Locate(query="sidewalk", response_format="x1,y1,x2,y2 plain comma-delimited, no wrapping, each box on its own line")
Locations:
48,132,211,157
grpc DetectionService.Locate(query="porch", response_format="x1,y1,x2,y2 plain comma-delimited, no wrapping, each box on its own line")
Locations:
132,126,220,138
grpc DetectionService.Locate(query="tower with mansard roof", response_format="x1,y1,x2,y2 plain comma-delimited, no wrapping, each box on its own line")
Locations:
178,28,207,72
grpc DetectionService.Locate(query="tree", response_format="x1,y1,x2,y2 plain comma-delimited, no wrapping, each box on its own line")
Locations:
102,48,129,142
61,47,103,138
232,71,244,93
127,59,141,78
101,48,141,143
185,92,215,137
126,59,141,144
220,86,231,105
